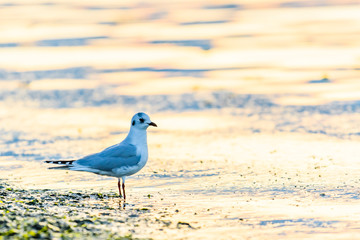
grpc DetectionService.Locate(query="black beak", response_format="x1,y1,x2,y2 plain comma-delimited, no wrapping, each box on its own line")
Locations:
148,122,157,127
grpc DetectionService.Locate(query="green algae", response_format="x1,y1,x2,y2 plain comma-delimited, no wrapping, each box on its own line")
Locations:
0,183,151,240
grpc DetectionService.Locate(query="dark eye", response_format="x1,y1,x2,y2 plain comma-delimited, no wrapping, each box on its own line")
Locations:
139,118,144,123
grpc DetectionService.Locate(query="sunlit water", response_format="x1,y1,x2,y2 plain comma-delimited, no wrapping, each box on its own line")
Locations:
1,0,360,239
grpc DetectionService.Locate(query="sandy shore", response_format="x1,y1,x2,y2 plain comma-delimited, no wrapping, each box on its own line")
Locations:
1,126,360,239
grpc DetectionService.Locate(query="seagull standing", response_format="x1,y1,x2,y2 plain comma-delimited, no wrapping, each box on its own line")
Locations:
45,112,157,200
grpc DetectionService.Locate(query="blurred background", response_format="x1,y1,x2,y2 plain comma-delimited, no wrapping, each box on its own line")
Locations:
1,0,360,104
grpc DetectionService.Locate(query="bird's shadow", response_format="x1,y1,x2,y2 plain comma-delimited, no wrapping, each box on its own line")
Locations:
117,199,127,210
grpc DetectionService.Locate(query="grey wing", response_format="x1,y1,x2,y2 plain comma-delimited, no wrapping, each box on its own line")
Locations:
74,142,140,172
100,142,138,158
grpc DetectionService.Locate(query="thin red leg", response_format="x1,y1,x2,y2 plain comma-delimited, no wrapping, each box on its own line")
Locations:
122,182,126,200
117,178,122,198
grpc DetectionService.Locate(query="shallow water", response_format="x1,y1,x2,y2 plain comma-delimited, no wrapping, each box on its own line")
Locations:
1,0,360,239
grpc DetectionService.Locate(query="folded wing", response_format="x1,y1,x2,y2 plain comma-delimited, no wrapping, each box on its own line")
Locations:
73,142,140,172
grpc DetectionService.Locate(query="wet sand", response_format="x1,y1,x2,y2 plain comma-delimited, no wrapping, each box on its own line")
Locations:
1,112,360,239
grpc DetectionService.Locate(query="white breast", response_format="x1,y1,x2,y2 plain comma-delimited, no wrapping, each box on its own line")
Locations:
136,143,148,171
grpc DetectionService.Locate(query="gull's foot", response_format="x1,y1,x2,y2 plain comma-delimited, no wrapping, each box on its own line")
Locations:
118,194,126,202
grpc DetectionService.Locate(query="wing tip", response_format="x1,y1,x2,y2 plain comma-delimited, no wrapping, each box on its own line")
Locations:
45,160,75,165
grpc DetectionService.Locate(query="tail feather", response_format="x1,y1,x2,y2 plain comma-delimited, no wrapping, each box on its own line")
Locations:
45,160,76,165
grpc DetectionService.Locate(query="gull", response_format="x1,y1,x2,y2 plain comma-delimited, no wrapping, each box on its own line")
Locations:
45,112,157,200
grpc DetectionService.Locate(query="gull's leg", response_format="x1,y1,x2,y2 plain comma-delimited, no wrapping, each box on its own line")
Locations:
122,177,126,200
117,178,123,198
